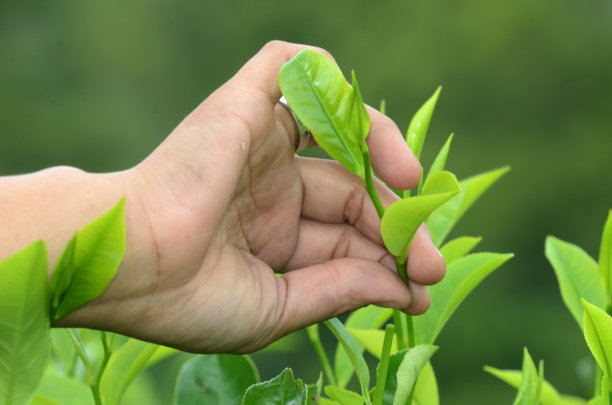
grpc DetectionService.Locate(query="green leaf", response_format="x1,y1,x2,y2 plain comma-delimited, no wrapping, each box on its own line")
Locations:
582,299,612,391
347,328,398,360
511,349,542,405
279,49,365,178
31,373,93,405
412,362,439,405
439,236,482,265
324,386,363,405
380,345,437,405
50,198,126,321
49,329,76,375
307,374,323,405
546,236,607,329
243,368,308,405
0,241,51,405
414,252,513,344
405,86,441,161
349,70,370,152
334,306,393,389
421,133,454,196
588,374,610,405
173,354,258,405
325,318,371,405
599,210,612,307
99,338,158,405
320,399,341,405
382,171,460,260
426,166,510,247
484,366,587,405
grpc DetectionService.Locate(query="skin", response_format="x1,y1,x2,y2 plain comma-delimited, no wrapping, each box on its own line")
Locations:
0,41,445,353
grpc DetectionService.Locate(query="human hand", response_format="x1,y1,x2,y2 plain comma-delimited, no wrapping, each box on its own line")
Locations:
58,41,445,353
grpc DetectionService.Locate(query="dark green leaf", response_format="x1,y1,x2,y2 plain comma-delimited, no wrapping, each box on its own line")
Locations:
173,354,258,405
0,241,51,405
50,198,126,321
243,368,308,405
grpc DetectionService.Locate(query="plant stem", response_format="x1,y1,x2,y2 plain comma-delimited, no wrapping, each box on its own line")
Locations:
67,329,103,405
306,324,337,387
373,324,395,405
393,310,407,351
362,150,385,219
406,316,415,349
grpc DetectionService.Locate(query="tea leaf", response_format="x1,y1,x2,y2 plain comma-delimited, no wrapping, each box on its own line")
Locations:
173,354,258,405
99,338,158,405
325,318,371,405
324,386,363,405
279,49,365,178
405,86,441,161
484,366,587,405
426,166,509,247
243,368,308,405
546,236,607,329
412,362,439,405
582,299,612,390
349,70,370,152
512,349,542,405
32,373,93,405
0,241,50,405
347,328,398,360
382,345,437,405
587,374,609,405
439,236,482,265
50,198,126,321
599,210,612,307
307,374,323,405
381,171,460,261
414,252,513,344
421,133,454,196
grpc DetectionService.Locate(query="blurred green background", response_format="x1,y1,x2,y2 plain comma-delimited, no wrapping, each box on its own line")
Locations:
2,0,612,403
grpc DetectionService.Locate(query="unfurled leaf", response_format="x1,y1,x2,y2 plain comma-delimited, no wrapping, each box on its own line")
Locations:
173,354,258,405
279,49,365,178
243,368,308,405
50,198,126,321
426,166,509,247
414,252,513,344
347,328,397,360
349,70,370,152
324,386,363,405
335,307,393,389
599,210,612,306
49,329,76,375
380,345,437,405
31,373,93,405
405,86,441,161
484,366,587,405
546,236,607,329
588,374,609,405
0,241,50,405
382,171,460,262
582,299,612,392
99,338,158,405
412,362,439,405
325,318,371,405
439,236,482,265
512,349,542,405
422,133,454,195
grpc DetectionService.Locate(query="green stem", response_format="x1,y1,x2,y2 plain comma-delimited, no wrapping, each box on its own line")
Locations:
307,324,337,387
373,324,395,405
362,150,385,219
395,257,408,285
393,310,407,351
67,329,102,405
406,316,415,349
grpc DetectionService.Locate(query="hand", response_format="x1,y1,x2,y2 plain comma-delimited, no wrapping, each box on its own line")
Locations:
58,41,445,353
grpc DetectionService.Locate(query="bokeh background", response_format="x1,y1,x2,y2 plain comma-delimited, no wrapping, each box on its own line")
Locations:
2,0,612,403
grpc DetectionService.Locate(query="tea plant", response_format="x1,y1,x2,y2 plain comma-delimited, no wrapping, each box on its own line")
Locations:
485,211,612,405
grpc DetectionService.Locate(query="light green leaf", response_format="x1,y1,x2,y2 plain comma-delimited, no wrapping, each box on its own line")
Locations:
414,252,513,344
325,318,371,405
50,198,126,321
439,236,482,265
412,362,439,405
243,368,308,405
405,86,441,161
29,395,61,405
173,354,258,405
382,171,460,261
0,241,51,405
31,373,93,405
511,349,542,405
382,345,437,405
587,374,609,405
320,399,341,405
426,166,509,247
324,386,363,405
599,210,612,306
99,338,158,405
546,236,607,329
582,299,612,391
146,345,178,367
335,307,393,389
421,133,454,196
279,49,365,178
484,366,587,405
349,70,370,153
347,328,398,360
